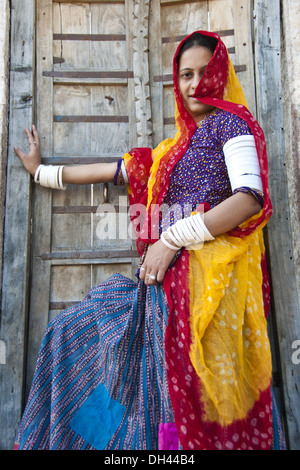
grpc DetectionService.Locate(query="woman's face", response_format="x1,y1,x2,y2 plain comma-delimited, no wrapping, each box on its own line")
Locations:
178,46,216,122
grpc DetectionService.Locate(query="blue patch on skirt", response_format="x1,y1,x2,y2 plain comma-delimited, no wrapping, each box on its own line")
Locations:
70,382,126,449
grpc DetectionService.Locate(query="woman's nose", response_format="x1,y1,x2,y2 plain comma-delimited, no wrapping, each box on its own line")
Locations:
191,74,201,90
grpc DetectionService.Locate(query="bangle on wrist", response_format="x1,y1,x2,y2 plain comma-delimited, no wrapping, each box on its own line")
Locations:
162,213,214,250
160,232,180,251
34,164,66,190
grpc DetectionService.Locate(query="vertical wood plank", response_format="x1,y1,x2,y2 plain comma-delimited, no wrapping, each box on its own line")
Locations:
254,0,300,449
209,0,256,115
25,0,54,396
149,0,164,146
0,0,10,297
233,0,256,116
0,0,35,450
132,0,153,147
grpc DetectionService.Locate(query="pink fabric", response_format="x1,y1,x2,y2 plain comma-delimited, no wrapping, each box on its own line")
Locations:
158,423,179,450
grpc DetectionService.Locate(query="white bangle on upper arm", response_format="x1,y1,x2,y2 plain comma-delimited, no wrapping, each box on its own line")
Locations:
223,135,263,193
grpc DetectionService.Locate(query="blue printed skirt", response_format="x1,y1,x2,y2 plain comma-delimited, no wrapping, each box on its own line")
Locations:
17,274,174,450
16,273,286,450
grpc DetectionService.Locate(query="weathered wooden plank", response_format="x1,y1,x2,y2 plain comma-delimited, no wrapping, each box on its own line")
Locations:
148,0,164,144
0,0,35,451
53,115,129,122
232,0,257,116
132,0,153,147
42,156,120,164
162,29,235,43
40,249,139,260
24,0,54,398
254,0,300,449
50,256,136,265
209,0,256,113
280,0,300,310
54,0,125,3
0,0,10,298
53,33,126,41
43,71,134,78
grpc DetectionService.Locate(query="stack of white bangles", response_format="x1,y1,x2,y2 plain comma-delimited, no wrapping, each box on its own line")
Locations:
161,212,215,250
160,134,263,251
223,134,263,193
34,165,66,190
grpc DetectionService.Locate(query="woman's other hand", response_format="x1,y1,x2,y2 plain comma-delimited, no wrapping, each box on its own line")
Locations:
139,239,179,286
14,125,41,177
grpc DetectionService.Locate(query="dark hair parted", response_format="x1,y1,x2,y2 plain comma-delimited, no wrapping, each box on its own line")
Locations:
176,32,218,67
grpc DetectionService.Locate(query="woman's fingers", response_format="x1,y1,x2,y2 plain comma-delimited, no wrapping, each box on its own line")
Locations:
24,127,34,143
14,126,41,176
32,125,40,147
139,240,177,285
140,265,165,286
139,265,156,285
139,265,146,281
24,126,40,148
14,146,26,161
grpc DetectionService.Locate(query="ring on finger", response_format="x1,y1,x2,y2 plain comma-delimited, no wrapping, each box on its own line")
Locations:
146,274,156,281
140,266,145,271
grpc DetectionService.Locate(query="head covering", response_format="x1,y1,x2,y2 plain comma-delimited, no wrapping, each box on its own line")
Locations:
124,32,274,450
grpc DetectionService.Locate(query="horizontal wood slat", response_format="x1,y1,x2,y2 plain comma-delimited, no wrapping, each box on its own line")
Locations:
43,71,134,79
54,0,126,3
53,34,126,41
162,29,235,43
54,115,129,123
53,206,99,214
40,249,139,260
42,156,120,164
52,205,127,214
53,57,65,64
50,301,78,310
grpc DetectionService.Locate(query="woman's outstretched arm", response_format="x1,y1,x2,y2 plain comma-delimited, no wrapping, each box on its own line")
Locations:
14,125,118,184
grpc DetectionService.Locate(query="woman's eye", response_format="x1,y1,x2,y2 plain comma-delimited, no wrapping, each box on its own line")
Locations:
182,73,192,79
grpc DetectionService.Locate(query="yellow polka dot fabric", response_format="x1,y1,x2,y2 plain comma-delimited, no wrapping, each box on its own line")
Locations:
188,227,272,426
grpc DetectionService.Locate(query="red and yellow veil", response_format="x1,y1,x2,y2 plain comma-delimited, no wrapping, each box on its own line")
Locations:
124,31,274,450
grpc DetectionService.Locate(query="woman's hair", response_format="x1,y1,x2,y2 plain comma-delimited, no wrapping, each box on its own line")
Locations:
176,32,218,67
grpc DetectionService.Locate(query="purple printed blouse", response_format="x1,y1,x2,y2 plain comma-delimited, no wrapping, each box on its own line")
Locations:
160,108,260,231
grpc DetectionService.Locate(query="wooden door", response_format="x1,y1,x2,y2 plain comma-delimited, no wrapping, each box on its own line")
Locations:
27,0,138,389
26,0,256,394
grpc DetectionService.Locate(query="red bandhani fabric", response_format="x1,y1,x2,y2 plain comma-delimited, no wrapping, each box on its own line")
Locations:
124,31,274,450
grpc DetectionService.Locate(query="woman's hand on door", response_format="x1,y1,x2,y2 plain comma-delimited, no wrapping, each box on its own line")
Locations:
14,125,41,177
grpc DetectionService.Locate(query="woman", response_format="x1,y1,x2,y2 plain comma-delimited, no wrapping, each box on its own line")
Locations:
14,31,285,450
